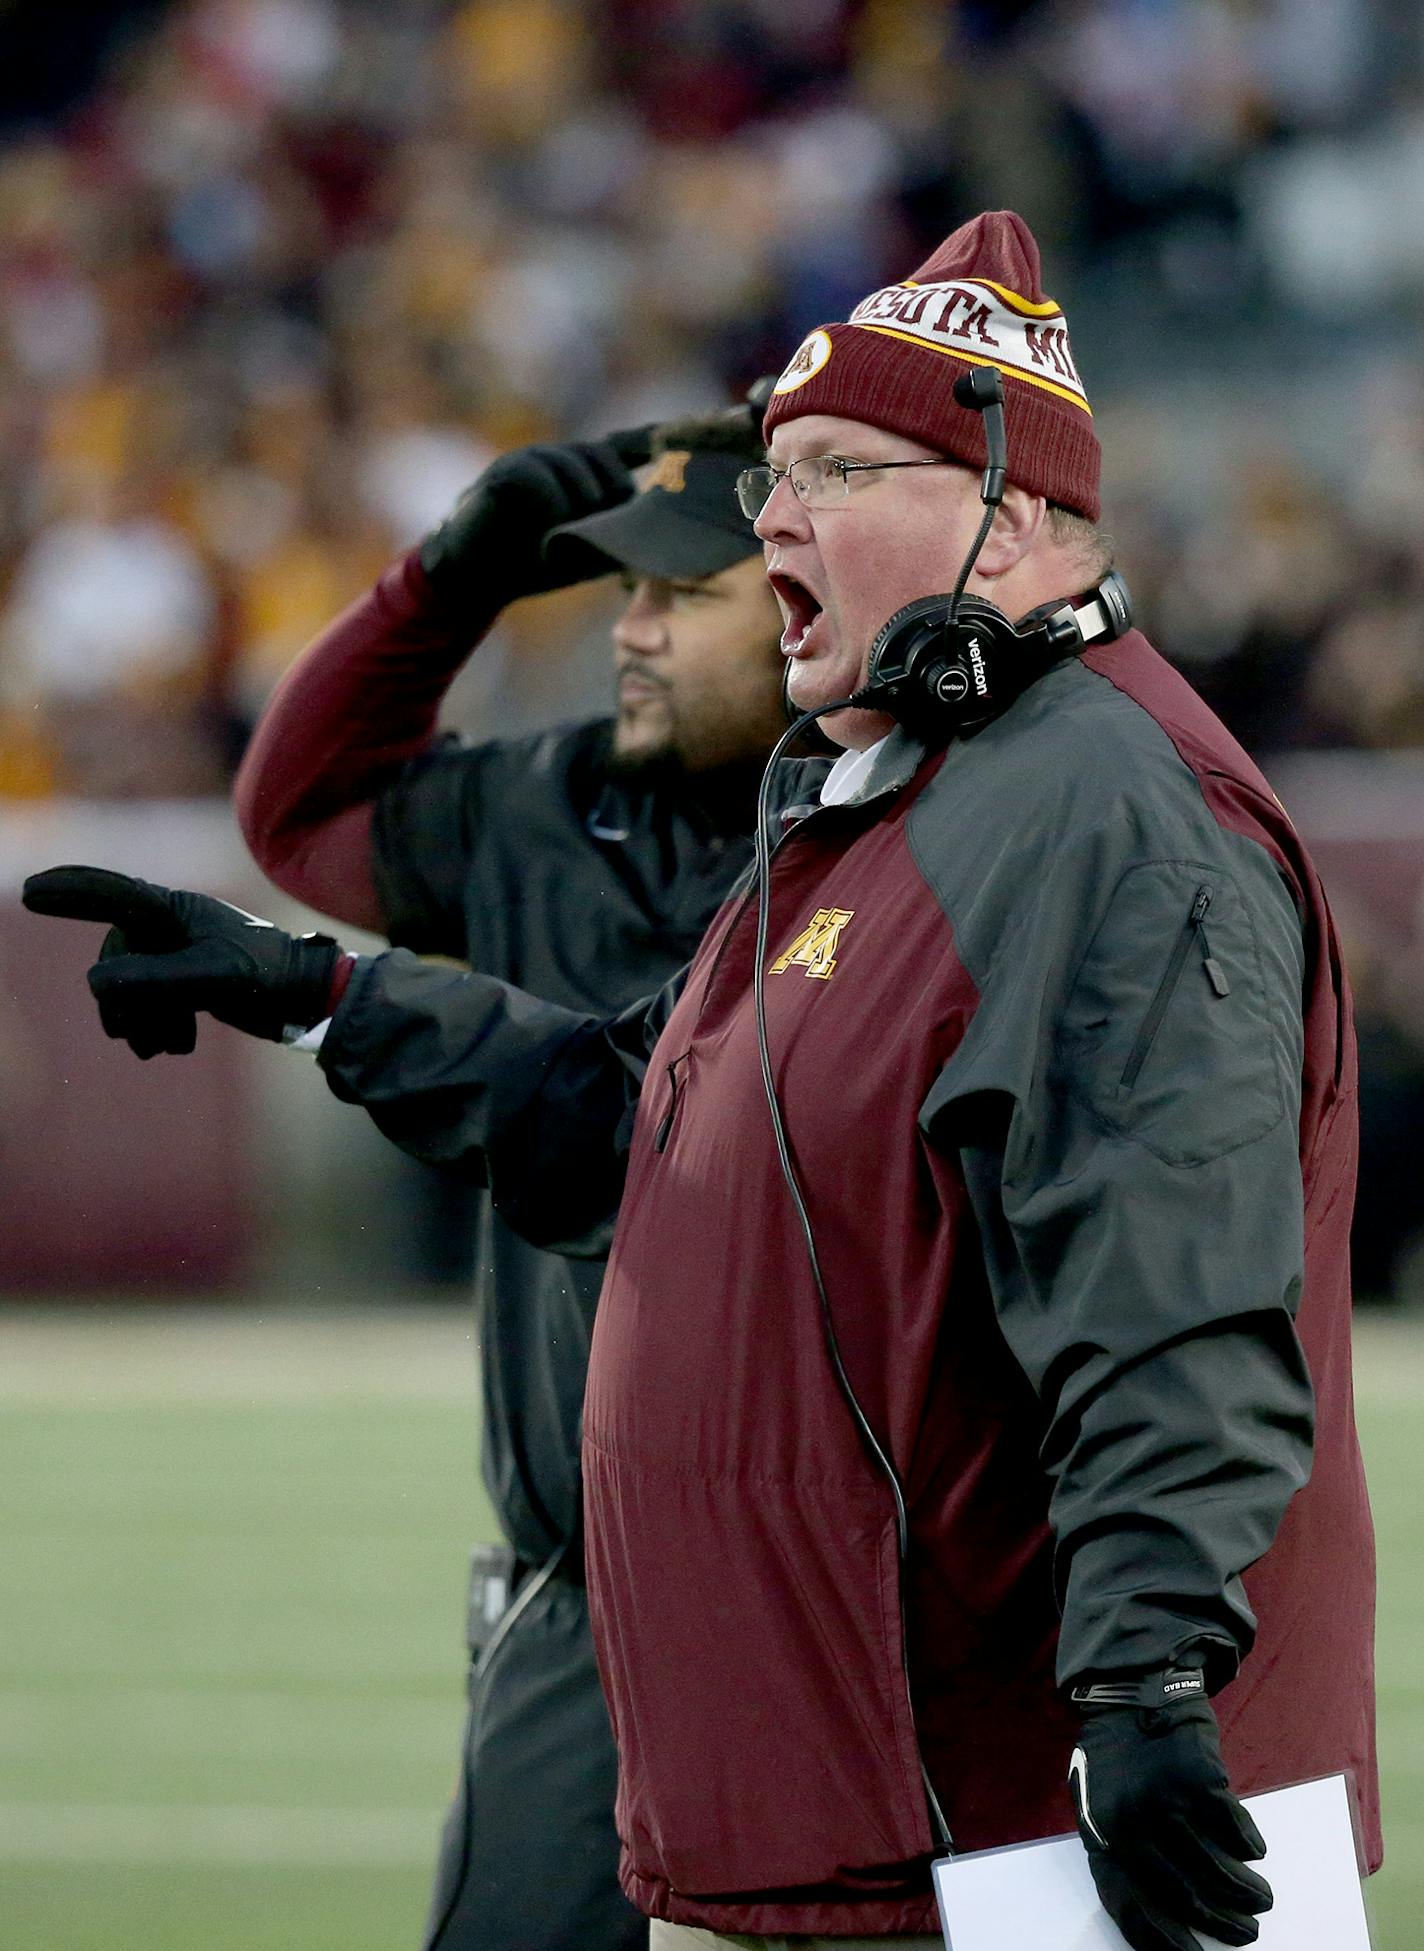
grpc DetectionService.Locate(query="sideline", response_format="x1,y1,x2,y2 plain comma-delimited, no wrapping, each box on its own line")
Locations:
1351,1313,1424,1402
3,1302,1418,1402
0,1303,476,1401
0,1800,437,1866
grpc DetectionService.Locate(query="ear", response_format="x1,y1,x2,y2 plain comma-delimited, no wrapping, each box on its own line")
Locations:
973,487,1045,582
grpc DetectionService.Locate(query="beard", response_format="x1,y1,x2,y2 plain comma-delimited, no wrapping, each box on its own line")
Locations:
607,739,687,784
610,680,686,780
608,705,686,782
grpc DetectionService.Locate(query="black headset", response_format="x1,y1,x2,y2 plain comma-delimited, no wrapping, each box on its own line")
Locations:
856,572,1133,737
846,364,1132,736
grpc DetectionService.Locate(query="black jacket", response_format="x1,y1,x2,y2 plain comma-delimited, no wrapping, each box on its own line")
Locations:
370,717,778,1563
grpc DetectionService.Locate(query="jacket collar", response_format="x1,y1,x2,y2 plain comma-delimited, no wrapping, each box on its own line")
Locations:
823,724,930,809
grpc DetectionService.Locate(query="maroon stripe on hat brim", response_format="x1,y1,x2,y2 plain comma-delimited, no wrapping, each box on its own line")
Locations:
763,323,1101,522
852,324,1090,416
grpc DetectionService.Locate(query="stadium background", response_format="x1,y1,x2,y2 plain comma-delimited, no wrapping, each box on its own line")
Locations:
1,1,1420,1944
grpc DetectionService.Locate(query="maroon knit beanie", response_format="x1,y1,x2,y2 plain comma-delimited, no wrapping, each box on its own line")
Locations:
762,211,1100,521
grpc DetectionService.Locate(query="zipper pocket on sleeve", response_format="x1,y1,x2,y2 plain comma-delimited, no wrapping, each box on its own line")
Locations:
1120,885,1230,1089
653,1054,689,1153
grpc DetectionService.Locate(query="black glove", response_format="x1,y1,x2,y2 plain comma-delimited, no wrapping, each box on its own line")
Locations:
419,424,655,615
22,866,343,1057
1068,1671,1272,1951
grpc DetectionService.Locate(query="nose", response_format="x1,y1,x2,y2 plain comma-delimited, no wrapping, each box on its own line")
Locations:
753,473,811,547
613,581,669,656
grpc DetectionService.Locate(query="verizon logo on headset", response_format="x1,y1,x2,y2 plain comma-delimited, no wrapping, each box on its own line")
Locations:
967,636,989,698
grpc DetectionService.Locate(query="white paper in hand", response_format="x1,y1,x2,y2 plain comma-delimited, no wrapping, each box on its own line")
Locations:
932,1774,1371,1951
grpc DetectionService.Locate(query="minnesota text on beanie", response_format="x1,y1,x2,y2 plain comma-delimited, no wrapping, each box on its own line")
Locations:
762,211,1101,522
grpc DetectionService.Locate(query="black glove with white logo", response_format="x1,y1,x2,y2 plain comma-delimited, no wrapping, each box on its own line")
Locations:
23,866,344,1056
419,425,656,617
1068,1669,1272,1951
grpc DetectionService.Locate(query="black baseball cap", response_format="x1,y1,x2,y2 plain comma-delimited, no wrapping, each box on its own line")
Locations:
543,445,760,581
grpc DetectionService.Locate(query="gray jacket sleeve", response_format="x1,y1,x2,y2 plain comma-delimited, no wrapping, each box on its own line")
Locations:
921,823,1314,1692
319,948,682,1257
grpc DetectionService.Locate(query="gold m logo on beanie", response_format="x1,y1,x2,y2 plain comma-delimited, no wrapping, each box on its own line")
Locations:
848,279,1090,414
770,907,855,981
642,450,691,494
773,329,833,396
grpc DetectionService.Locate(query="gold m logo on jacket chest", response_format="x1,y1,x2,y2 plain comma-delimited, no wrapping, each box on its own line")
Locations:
769,908,855,981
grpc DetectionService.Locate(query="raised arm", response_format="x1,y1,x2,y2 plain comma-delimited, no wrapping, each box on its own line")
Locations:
233,431,653,932
233,551,474,931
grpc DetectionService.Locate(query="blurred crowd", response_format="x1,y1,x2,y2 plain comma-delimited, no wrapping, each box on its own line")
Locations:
1,0,1422,797
2,0,1424,1292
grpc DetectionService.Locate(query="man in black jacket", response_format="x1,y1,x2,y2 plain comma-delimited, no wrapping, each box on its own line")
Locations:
225,404,799,1951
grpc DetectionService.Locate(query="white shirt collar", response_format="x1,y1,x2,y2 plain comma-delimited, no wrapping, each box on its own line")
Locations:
818,735,892,807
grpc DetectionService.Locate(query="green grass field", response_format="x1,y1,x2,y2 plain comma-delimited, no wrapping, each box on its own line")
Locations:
0,1305,1415,1949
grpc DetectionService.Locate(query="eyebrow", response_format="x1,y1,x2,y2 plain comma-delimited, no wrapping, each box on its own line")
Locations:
765,446,870,466
619,571,719,592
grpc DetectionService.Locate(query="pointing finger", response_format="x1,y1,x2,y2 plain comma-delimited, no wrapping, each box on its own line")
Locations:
23,867,179,944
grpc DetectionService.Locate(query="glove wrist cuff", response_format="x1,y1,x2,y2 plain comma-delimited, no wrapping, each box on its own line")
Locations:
416,529,516,623
284,934,346,1032
1070,1666,1208,1712
326,951,357,1017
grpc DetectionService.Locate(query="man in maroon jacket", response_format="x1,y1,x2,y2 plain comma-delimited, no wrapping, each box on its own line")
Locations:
25,211,1378,1951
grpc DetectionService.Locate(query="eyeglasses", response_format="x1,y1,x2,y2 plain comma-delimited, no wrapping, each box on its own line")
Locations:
735,453,957,520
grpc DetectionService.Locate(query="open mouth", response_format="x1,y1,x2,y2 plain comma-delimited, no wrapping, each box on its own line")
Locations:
768,570,824,656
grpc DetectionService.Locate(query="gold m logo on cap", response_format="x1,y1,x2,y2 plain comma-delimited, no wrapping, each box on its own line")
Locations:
642,450,690,494
773,329,833,395
770,907,855,980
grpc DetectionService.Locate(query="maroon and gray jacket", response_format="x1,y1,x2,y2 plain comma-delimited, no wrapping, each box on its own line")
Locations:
319,627,1379,1936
